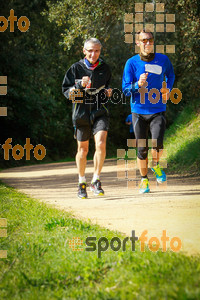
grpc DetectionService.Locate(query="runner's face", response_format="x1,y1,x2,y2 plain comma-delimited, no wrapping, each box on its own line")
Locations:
83,42,101,64
138,32,154,56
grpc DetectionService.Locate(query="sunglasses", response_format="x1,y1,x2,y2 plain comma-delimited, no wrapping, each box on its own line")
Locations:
140,38,154,44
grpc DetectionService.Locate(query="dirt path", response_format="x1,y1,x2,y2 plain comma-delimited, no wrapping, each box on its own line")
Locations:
0,160,200,255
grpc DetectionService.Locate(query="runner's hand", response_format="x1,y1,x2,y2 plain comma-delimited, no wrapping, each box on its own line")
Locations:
138,73,148,87
81,76,90,87
161,86,170,101
161,92,170,101
105,88,112,97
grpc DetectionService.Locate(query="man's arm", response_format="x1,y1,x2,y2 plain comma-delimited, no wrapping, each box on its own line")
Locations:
62,66,77,99
62,64,86,99
125,115,130,125
122,60,142,97
160,56,175,101
165,56,175,91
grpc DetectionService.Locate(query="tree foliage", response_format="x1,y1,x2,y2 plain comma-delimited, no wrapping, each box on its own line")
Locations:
46,0,200,126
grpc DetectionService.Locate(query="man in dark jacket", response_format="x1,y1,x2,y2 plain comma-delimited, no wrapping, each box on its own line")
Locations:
62,38,112,199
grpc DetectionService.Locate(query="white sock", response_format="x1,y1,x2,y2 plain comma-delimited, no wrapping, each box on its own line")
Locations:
79,175,86,183
92,174,100,183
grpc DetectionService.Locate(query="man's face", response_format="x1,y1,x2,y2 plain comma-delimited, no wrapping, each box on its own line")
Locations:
83,42,101,64
137,32,154,56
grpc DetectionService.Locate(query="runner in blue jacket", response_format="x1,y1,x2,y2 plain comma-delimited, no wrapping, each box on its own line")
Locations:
125,114,135,139
122,30,175,193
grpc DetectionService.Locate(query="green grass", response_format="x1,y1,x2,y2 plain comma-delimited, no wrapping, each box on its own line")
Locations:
0,182,200,299
164,103,200,175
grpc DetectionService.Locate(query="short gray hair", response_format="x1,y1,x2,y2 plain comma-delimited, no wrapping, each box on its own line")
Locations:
84,38,102,49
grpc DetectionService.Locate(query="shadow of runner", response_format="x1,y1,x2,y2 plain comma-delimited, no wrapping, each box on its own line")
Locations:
0,160,200,198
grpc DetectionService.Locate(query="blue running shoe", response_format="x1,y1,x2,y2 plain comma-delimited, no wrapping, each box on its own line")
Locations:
151,164,166,183
139,178,150,194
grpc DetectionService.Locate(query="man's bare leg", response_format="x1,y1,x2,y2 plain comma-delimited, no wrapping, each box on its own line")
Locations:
151,149,163,166
76,140,89,178
137,157,150,193
76,140,89,198
90,130,107,195
93,130,107,177
137,157,148,176
137,149,163,176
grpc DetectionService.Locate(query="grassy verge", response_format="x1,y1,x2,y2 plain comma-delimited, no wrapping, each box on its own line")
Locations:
165,103,200,175
0,182,200,299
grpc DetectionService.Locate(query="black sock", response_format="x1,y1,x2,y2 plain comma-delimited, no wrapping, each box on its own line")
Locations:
141,175,148,179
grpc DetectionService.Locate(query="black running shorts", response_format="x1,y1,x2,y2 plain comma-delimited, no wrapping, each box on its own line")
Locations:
132,112,166,160
75,115,109,141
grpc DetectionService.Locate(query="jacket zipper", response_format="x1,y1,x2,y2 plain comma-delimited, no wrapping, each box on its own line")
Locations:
90,64,102,113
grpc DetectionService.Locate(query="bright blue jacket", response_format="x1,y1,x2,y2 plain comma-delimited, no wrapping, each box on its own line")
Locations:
122,53,175,114
125,114,134,133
